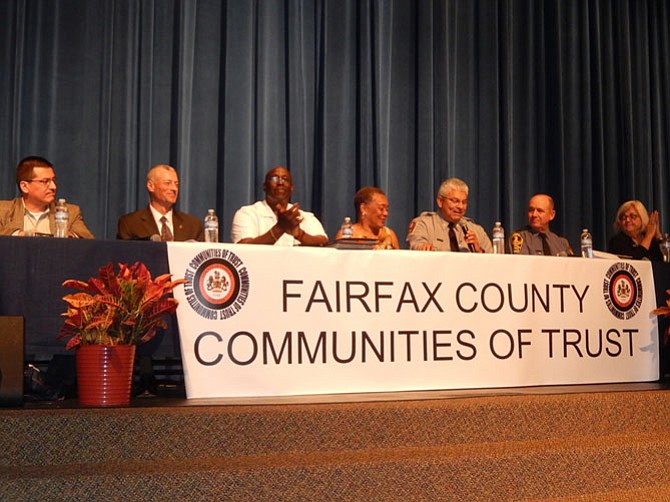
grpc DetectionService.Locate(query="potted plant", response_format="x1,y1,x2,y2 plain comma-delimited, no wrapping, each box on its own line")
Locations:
58,261,185,406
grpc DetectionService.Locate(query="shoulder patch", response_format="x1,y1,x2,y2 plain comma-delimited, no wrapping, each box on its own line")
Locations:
510,232,524,254
407,220,418,235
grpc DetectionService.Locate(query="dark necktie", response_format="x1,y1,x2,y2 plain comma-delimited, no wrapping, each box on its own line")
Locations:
539,233,551,255
160,216,173,242
448,223,459,252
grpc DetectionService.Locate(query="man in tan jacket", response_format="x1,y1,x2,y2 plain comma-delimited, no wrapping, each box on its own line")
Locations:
0,156,94,238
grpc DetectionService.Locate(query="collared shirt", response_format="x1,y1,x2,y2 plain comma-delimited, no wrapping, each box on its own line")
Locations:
231,199,327,246
509,226,574,256
406,211,493,253
149,206,174,236
21,200,50,236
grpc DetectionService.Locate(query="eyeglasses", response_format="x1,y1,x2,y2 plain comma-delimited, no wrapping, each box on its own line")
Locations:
26,178,57,186
268,175,290,184
619,213,640,222
440,196,467,206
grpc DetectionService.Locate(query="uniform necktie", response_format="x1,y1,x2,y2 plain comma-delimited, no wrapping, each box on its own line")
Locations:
539,233,551,255
160,216,173,242
448,223,459,252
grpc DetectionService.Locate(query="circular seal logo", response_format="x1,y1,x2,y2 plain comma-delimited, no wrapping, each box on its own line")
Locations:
603,262,642,320
184,249,249,320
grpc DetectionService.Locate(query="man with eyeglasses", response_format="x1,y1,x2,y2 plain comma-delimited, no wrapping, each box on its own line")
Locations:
117,164,204,241
407,177,492,252
508,194,573,256
0,156,94,238
231,166,328,246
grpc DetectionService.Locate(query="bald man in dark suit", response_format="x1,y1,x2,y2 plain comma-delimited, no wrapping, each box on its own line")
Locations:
117,164,204,241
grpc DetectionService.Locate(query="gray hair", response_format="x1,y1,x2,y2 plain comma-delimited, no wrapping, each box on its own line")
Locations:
438,178,469,198
147,164,177,182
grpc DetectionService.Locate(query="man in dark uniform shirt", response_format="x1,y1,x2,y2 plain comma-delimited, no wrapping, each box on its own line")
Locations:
509,194,573,256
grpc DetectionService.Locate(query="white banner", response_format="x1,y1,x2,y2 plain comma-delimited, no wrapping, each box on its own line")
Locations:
167,243,659,398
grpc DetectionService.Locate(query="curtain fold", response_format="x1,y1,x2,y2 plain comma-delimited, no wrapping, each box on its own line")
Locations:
0,0,668,250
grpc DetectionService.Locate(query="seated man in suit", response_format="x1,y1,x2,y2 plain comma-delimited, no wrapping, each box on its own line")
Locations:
0,155,94,238
117,164,204,241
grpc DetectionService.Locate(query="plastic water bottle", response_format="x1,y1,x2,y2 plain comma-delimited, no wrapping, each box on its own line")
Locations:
54,198,69,238
492,221,505,254
340,216,353,239
661,233,670,263
204,209,219,243
580,228,593,258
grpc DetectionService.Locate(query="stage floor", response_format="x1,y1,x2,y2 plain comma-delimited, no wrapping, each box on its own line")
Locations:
16,380,670,410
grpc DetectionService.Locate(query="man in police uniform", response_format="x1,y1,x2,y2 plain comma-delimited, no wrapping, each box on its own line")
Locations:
509,194,573,256
406,177,492,253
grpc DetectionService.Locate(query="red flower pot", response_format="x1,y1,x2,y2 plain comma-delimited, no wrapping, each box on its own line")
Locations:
76,344,136,406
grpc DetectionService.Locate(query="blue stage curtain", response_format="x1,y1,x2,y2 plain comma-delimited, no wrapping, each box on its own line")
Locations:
0,0,668,249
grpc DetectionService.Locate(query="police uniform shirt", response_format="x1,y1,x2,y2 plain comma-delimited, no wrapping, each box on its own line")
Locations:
406,211,493,253
509,227,573,256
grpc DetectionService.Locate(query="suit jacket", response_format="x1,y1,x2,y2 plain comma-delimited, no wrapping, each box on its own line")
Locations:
0,197,94,239
117,206,204,241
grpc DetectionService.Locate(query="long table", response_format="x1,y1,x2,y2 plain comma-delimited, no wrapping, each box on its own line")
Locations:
2,235,670,386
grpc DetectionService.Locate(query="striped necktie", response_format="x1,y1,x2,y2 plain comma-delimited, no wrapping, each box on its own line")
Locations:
160,216,173,242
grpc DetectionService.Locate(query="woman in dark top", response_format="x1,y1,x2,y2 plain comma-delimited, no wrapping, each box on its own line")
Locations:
608,200,664,261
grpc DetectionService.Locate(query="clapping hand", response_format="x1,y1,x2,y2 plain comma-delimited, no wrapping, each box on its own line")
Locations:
647,210,661,239
276,202,303,237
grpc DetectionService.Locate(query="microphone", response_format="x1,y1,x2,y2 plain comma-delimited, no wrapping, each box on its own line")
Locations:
459,221,476,252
